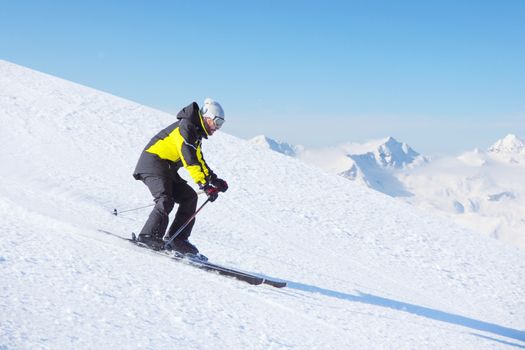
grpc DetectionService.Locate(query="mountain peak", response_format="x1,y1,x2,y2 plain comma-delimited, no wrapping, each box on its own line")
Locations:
383,136,397,144
488,134,525,154
374,137,423,169
338,136,426,171
488,134,525,163
249,135,302,157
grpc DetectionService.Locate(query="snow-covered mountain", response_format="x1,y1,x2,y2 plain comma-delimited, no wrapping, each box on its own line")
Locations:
1,60,524,349
261,133,525,251
399,135,525,250
295,137,427,196
342,136,428,169
488,134,525,163
338,137,428,196
249,135,303,157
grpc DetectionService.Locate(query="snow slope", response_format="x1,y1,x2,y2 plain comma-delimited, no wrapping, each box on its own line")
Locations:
1,60,524,349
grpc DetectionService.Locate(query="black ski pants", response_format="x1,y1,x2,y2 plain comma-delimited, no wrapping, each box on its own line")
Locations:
139,175,198,241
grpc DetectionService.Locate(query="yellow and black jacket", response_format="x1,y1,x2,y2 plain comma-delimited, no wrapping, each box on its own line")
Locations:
133,102,215,185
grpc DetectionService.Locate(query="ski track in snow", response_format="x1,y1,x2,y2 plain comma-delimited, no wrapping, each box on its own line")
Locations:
1,60,524,349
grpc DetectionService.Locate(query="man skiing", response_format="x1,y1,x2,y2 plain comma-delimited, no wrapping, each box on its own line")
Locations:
133,98,228,255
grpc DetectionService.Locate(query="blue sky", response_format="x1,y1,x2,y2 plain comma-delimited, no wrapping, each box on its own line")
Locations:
1,0,524,154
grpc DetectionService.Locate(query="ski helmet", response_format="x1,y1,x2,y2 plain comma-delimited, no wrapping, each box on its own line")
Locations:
200,98,225,128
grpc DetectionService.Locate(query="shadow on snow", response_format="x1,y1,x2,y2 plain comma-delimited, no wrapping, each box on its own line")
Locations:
287,281,525,347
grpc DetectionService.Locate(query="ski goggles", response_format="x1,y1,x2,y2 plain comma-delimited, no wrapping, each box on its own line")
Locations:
213,116,225,129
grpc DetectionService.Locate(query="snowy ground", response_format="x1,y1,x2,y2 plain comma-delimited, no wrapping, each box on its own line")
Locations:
1,60,524,349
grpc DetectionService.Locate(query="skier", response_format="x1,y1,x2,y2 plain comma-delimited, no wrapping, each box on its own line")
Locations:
133,98,228,255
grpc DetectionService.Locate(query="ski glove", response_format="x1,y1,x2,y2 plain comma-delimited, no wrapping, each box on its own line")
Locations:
211,178,228,192
200,183,219,202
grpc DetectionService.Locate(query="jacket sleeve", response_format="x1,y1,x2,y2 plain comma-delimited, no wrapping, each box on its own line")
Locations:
177,122,213,185
196,147,216,181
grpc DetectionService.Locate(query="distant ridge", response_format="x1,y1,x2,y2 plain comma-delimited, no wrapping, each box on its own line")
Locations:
249,135,303,157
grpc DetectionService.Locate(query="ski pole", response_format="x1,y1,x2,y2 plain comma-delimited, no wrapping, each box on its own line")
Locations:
113,204,154,216
163,198,211,249
113,191,206,216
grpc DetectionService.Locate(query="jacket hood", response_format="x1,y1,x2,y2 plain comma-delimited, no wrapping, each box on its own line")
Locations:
177,102,209,139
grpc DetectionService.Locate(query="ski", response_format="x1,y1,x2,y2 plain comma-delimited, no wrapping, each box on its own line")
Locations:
98,230,286,288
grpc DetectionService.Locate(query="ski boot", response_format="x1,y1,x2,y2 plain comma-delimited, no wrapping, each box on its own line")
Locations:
136,233,165,251
168,238,207,261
